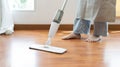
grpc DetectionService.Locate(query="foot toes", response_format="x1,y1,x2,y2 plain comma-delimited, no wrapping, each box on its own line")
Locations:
86,35,102,42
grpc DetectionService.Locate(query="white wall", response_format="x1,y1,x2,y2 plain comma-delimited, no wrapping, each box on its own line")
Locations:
13,0,77,24
116,0,120,16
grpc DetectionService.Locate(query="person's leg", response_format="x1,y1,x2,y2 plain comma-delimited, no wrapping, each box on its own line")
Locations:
73,19,91,35
62,0,91,40
94,22,108,36
86,22,108,42
62,18,91,40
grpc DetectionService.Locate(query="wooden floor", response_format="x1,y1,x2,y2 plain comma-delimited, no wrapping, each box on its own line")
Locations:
0,30,120,67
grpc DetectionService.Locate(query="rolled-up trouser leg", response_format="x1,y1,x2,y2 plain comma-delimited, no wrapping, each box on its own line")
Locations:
73,18,91,35
93,22,108,36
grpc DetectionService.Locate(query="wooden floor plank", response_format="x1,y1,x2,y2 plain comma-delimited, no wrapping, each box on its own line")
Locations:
0,30,120,67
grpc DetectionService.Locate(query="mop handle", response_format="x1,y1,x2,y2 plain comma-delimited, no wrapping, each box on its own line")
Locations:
60,0,68,11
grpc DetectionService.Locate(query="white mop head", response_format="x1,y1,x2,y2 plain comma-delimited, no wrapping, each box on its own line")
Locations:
29,44,67,54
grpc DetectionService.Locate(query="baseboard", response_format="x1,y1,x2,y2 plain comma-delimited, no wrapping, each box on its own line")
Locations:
14,24,73,30
15,24,120,30
116,16,120,18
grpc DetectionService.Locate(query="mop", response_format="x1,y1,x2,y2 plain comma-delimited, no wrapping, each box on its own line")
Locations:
29,0,68,54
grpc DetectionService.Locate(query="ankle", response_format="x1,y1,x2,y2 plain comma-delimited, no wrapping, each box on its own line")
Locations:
73,33,80,36
93,35,100,37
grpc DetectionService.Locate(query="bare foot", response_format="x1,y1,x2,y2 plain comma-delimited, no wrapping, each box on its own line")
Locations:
62,33,81,40
86,35,102,42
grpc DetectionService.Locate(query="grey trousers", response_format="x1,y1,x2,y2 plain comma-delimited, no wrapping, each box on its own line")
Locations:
73,18,108,36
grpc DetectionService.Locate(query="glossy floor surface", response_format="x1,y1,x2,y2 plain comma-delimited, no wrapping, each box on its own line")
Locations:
0,30,120,67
